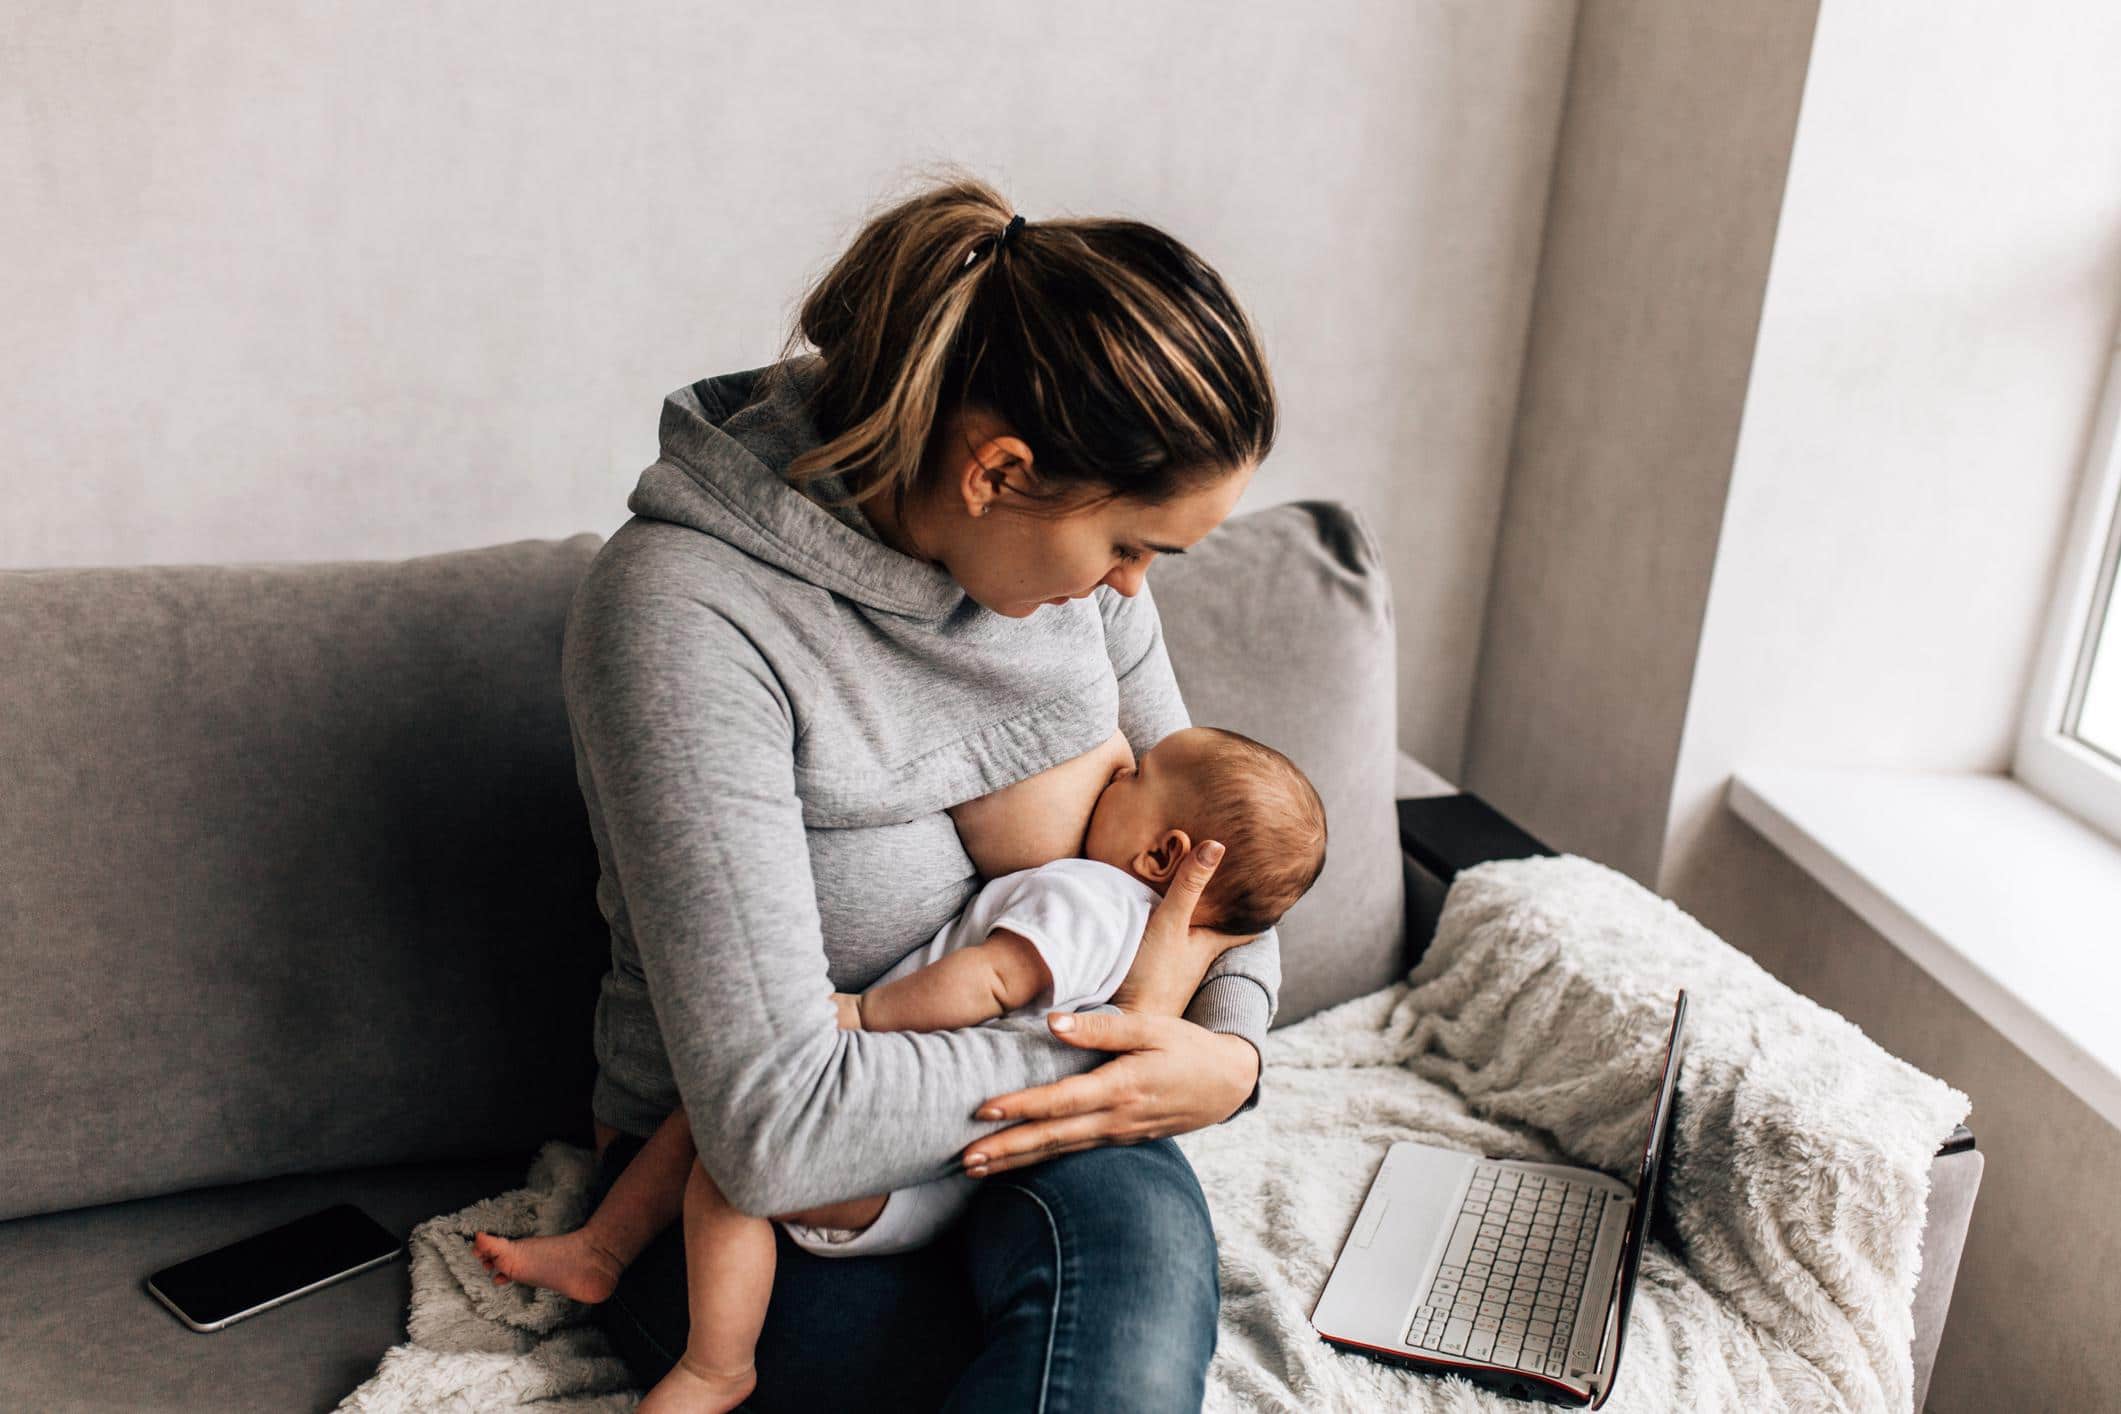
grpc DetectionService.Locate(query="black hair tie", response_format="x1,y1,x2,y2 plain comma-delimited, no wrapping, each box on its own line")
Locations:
964,213,1027,270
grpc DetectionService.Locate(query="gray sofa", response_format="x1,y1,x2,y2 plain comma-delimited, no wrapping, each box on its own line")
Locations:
0,502,1976,1411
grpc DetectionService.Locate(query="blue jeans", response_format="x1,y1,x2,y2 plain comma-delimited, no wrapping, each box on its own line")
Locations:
588,1132,1220,1412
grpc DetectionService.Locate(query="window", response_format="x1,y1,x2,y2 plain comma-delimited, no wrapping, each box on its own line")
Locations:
2017,341,2121,842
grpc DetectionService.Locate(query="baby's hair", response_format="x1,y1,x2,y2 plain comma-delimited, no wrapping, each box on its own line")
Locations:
1175,728,1328,938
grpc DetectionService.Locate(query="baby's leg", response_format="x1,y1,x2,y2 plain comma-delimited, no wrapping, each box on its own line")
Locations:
637,1158,775,1414
776,1193,889,1232
473,1105,697,1303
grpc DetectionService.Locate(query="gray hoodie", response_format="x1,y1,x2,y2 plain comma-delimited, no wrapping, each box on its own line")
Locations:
561,353,1280,1215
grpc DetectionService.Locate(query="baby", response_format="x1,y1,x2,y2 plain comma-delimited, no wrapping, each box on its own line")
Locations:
473,725,1327,1413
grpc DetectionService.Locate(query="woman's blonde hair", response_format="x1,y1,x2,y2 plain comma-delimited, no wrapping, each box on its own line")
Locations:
771,166,1277,522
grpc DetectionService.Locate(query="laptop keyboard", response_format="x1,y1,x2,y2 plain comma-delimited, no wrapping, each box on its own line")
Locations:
1406,1164,1599,1377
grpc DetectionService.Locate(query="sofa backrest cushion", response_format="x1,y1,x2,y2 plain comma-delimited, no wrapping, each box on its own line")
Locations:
0,503,1401,1221
1151,501,1405,1025
0,537,609,1222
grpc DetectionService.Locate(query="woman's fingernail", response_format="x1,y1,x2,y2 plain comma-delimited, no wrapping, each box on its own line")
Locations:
1051,1013,1076,1033
1200,841,1225,865
969,1165,989,1178
977,1106,1002,1121
966,1152,986,1167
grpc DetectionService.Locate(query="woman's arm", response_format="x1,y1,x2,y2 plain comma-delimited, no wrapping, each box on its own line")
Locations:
960,845,1262,1178
936,582,1293,1180
564,562,1106,1218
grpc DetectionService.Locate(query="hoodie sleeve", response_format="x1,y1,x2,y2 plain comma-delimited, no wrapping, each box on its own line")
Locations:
564,561,1111,1217
1097,581,1281,1115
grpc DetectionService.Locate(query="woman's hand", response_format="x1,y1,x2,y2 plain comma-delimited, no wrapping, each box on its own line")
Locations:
960,1015,1260,1176
960,839,1262,1177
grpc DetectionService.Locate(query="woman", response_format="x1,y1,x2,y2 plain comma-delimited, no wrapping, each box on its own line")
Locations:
562,171,1282,1411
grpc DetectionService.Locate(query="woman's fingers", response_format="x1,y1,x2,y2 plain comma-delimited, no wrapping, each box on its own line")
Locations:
966,1134,1107,1177
974,1066,1113,1125
971,1012,1171,1122
1143,839,1223,936
1045,1008,1161,1053
964,1112,1156,1177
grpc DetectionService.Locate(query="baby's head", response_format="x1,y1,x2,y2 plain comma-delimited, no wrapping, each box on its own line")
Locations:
1084,726,1327,937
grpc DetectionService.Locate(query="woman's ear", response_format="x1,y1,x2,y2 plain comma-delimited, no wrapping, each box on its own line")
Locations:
958,433,1038,517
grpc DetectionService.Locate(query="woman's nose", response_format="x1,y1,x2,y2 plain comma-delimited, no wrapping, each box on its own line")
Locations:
1103,562,1149,597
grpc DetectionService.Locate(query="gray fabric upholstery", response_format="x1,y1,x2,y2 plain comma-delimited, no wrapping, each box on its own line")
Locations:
0,504,1411,1406
1912,1145,1983,1414
0,1155,532,1413
1394,746,1458,800
1152,501,1404,1025
0,504,1401,1229
0,537,610,1222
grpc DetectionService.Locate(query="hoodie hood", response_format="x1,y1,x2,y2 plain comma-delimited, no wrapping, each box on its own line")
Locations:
627,354,967,620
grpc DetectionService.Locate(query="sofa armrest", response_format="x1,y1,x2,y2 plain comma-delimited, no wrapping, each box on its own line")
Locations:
1912,1127,1981,1413
1394,788,1982,1406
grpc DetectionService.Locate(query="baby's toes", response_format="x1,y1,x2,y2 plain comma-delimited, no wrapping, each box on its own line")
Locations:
472,1232,512,1277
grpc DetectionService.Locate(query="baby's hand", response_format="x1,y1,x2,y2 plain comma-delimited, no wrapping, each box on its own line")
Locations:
832,993,864,1030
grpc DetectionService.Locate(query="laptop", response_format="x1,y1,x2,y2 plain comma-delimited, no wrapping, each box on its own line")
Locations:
1310,991,1687,1408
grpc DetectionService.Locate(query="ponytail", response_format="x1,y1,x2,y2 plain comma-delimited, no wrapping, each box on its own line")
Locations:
775,164,1276,523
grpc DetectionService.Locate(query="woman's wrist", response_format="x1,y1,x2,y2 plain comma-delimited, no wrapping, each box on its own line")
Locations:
1200,1026,1262,1124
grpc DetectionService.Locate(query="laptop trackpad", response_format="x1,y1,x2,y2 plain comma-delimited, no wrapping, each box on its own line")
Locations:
1354,1197,1389,1248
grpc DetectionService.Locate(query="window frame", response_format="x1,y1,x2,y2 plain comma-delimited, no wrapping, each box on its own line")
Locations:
2016,341,2121,845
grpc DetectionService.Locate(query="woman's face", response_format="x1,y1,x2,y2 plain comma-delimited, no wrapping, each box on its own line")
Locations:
919,423,1255,618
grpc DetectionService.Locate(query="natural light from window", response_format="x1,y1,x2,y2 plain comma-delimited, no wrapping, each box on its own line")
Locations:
2080,576,2121,760
2015,342,2121,847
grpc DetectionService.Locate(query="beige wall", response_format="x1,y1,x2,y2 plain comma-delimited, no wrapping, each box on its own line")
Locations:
1466,1,2121,1409
1663,0,2121,865
18,0,2112,1400
0,0,1576,780
1657,5,2121,1410
1461,0,1822,882
1678,819,2121,1414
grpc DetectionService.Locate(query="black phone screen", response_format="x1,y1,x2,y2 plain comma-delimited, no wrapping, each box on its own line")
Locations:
146,1203,401,1329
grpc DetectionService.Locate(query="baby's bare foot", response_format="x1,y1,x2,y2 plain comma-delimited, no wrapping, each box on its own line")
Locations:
470,1229,624,1304
636,1353,756,1414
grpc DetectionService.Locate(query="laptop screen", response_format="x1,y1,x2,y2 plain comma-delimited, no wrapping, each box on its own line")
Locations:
1595,990,1688,1405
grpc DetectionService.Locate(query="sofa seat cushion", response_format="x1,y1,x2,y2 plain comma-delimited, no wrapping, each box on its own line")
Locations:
0,1154,534,1413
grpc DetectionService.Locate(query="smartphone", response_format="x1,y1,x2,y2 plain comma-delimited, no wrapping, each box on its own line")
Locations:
145,1203,402,1332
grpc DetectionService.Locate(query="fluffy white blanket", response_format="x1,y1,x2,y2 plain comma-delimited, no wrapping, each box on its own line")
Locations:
342,855,1967,1413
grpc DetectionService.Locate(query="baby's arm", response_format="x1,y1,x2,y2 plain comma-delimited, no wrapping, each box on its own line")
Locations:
836,930,1053,1033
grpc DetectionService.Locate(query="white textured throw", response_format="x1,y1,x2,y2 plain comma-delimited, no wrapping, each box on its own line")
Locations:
339,1144,638,1413
342,855,1966,1414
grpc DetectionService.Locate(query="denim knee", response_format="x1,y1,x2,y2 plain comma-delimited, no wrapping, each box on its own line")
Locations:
981,1138,1220,1411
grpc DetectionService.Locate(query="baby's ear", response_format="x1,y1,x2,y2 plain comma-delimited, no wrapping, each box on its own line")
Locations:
1138,828,1193,881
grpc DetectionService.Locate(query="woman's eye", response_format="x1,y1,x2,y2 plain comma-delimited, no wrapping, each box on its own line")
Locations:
1115,546,1146,565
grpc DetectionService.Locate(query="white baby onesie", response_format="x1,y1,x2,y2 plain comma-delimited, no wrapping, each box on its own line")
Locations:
781,857,1162,1259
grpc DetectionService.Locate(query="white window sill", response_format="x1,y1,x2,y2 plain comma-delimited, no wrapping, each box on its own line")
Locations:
1728,766,2121,1132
